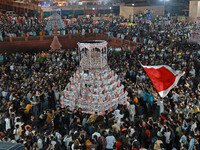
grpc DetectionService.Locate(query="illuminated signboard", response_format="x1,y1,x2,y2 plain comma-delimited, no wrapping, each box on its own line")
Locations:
41,1,51,7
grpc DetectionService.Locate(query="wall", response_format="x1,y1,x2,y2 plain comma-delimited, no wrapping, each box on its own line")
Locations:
189,1,200,22
0,34,139,53
120,5,165,18
0,34,98,53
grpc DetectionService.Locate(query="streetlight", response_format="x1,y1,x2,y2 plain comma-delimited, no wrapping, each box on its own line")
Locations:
160,0,169,6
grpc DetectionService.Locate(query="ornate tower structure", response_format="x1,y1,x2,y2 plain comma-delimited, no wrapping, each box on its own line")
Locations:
61,40,128,115
50,23,62,51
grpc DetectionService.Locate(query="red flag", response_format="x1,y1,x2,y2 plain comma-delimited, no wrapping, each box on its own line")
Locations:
141,63,185,98
17,18,21,23
132,46,136,51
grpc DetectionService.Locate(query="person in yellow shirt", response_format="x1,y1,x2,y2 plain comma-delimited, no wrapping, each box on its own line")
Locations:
193,105,199,114
178,52,182,58
88,112,98,124
24,104,33,114
24,102,39,114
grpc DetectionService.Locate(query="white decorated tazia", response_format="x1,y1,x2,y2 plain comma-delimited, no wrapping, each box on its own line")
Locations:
61,41,128,115
45,12,66,32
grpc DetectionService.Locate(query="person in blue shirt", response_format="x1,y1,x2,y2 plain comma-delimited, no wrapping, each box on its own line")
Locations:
145,89,153,113
142,87,148,110
189,136,195,150
72,29,76,35
33,31,36,36
0,54,4,65
106,131,116,150
194,138,199,150
182,120,189,131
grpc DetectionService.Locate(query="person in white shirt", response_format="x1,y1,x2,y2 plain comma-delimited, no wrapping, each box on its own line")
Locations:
14,117,24,130
117,118,124,127
63,134,72,148
179,132,187,147
2,89,7,98
13,125,20,142
127,101,136,122
37,135,43,150
172,91,179,102
112,109,124,121
106,132,116,150
5,115,11,131
55,130,62,144
190,121,197,132
82,29,85,36
157,98,164,115
92,131,101,140
27,91,32,101
164,128,171,144
50,137,57,149
10,63,15,71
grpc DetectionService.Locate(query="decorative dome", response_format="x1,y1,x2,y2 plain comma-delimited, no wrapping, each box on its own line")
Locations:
45,12,66,31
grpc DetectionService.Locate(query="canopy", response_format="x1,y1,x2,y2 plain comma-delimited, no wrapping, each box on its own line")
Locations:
0,142,25,150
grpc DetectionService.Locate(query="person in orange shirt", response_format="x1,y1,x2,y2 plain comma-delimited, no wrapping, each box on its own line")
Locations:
39,31,43,36
85,138,93,150
24,104,33,114
134,97,139,104
42,31,45,36
46,111,53,124
24,102,39,114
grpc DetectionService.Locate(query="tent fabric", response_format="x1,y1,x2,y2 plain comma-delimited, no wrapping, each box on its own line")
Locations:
0,142,25,150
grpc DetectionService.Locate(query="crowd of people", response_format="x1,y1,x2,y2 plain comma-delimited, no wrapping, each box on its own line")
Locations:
0,11,200,150
0,12,192,43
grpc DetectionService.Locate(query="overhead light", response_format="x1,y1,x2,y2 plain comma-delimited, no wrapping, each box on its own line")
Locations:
92,8,95,10
109,7,112,9
132,3,134,6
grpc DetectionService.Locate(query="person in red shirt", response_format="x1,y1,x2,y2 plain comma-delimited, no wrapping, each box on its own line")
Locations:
116,141,122,150
145,126,151,147
121,125,128,132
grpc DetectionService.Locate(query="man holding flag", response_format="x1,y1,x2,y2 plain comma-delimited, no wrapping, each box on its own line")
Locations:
140,62,185,98
17,18,22,24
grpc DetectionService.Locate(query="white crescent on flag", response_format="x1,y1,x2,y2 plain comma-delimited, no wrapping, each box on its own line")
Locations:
140,63,185,98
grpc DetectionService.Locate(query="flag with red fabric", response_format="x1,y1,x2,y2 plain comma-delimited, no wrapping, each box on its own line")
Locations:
141,63,185,98
132,46,136,51
17,18,21,23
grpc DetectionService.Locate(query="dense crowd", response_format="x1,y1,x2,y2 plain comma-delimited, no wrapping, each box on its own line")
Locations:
0,13,193,43
0,13,200,150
